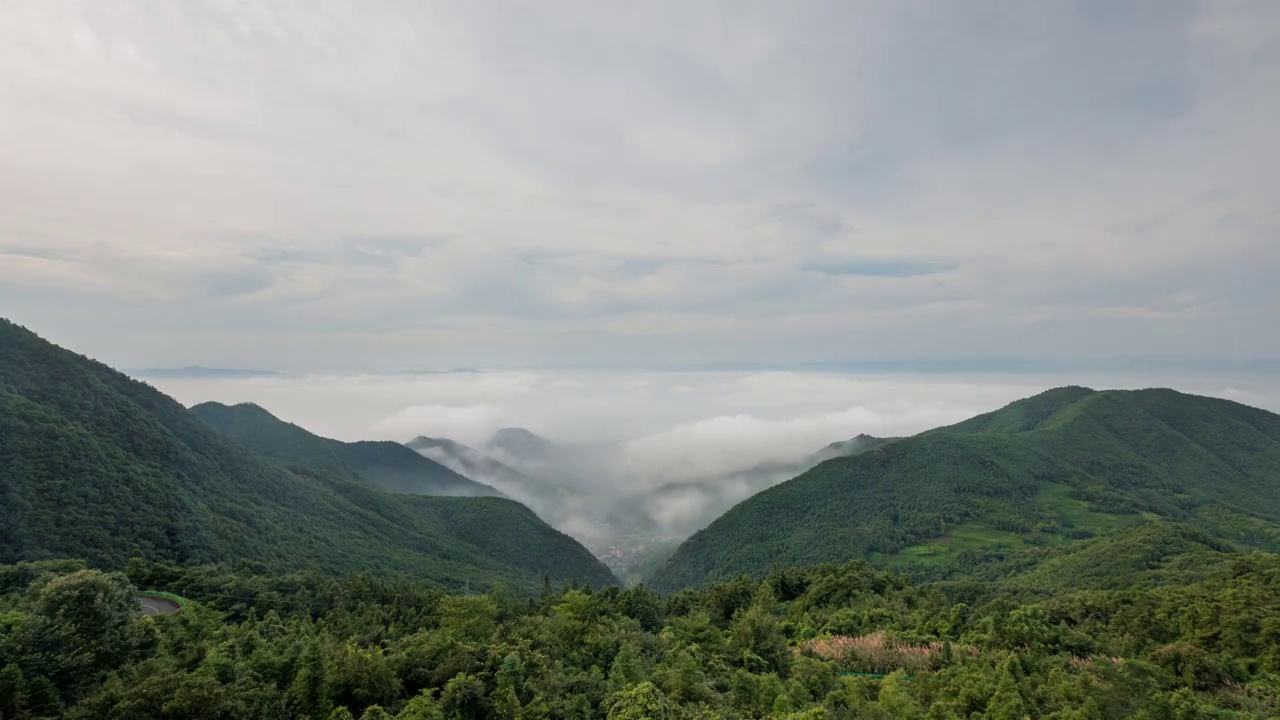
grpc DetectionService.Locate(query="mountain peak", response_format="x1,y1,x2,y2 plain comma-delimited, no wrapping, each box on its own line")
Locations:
190,400,277,418
487,427,558,458
649,386,1280,592
491,427,547,442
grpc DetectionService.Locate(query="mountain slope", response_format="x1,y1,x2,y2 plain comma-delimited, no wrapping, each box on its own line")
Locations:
648,387,1280,591
191,402,499,498
0,319,615,591
406,435,567,505
486,427,561,463
813,433,899,462
605,433,901,540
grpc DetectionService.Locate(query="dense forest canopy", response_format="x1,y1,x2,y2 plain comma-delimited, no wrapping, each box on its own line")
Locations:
2,548,1278,719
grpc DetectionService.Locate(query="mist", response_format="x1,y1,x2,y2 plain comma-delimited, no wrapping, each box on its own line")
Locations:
150,368,1280,553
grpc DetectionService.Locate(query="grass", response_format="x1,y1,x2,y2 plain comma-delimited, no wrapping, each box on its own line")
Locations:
1039,482,1154,530
886,523,1024,567
884,487,1158,568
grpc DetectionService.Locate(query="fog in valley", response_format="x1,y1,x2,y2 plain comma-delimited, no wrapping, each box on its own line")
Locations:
151,367,1280,575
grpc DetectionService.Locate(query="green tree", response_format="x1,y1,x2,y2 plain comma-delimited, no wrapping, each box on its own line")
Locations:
327,643,401,712
605,682,676,720
290,639,329,720
984,657,1030,720
606,643,647,694
728,605,791,676
0,663,27,719
440,672,486,720
397,689,445,720
28,569,137,669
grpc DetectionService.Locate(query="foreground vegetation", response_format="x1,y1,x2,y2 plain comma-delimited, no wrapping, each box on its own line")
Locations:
2,549,1278,719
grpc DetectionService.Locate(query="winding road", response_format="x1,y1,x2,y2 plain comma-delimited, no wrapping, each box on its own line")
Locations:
137,594,182,616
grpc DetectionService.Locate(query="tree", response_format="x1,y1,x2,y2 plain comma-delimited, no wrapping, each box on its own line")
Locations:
290,639,329,719
875,671,923,719
28,569,137,669
606,644,647,694
327,643,401,712
605,682,675,720
0,663,27,719
396,689,444,720
984,657,1029,720
440,672,486,720
728,606,791,677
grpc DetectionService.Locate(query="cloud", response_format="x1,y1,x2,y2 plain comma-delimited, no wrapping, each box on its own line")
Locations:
151,366,1280,475
150,366,1280,540
801,258,958,278
0,1,1276,371
370,404,513,448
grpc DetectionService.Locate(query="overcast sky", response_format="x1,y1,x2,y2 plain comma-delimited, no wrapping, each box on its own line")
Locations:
2,1,1277,372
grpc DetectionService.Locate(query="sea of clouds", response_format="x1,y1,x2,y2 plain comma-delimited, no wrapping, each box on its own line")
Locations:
152,369,1280,494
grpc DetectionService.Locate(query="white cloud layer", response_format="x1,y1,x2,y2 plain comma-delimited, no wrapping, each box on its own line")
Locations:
2,1,1277,371
153,369,1280,488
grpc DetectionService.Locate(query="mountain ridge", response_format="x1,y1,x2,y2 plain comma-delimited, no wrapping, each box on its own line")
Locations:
647,386,1280,591
0,318,615,591
191,401,501,498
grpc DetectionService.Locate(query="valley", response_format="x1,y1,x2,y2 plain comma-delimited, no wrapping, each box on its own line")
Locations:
4,319,1280,718
5,2,1278,715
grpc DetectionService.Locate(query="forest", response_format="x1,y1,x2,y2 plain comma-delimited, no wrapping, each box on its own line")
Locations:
0,319,615,592
2,545,1278,719
6,323,1280,718
650,386,1280,591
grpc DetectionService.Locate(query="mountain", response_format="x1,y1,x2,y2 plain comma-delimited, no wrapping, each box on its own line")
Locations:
647,386,1280,591
607,433,900,540
813,432,898,462
481,427,617,491
0,319,616,591
129,366,279,379
486,427,561,463
405,435,579,522
191,402,499,498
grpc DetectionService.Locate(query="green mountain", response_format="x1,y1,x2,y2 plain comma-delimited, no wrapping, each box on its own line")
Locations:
648,386,1280,591
813,432,899,462
0,319,616,591
190,402,499,498
603,433,901,541
406,435,573,510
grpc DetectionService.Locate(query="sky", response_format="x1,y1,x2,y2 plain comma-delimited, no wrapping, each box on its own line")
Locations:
2,1,1278,374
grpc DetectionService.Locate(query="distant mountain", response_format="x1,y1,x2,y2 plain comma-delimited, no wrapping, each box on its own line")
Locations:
130,366,279,379
407,434,611,547
192,402,499,498
407,435,570,507
0,319,616,591
485,427,562,464
647,387,1280,591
